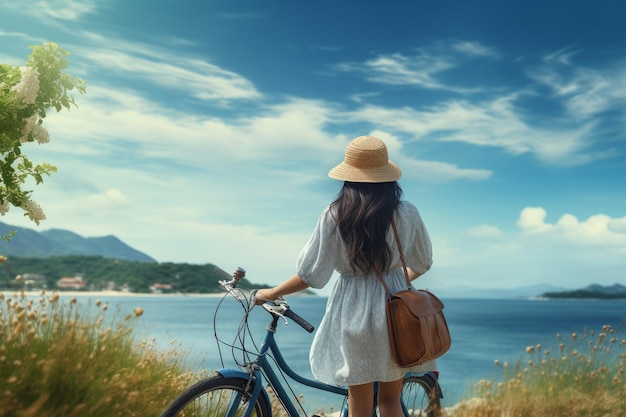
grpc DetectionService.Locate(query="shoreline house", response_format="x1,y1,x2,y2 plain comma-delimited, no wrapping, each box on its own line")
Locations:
57,275,86,290
149,283,173,293
23,273,46,288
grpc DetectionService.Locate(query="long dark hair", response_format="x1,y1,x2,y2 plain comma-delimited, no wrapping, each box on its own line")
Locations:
331,181,403,274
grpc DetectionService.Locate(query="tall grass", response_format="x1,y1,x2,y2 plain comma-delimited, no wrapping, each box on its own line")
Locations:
0,290,196,417
447,320,626,417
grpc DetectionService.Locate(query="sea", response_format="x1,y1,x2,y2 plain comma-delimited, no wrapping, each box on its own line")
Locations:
54,293,626,414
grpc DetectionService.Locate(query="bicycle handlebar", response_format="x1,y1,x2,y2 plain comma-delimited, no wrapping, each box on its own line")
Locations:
219,268,315,334
284,308,315,333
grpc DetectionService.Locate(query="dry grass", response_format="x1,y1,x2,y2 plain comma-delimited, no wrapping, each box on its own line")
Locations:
0,290,197,417
445,320,626,417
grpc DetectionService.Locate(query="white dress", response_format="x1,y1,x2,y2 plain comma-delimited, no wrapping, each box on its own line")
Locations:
297,201,435,386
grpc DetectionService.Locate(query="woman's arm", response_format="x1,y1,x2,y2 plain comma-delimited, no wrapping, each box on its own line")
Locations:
254,274,309,305
407,268,423,281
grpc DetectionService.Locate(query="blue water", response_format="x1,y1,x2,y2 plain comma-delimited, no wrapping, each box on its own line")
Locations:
62,294,626,413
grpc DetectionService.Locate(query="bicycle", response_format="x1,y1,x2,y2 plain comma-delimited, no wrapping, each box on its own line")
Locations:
159,268,443,417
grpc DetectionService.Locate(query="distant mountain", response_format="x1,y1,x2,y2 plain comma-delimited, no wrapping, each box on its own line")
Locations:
0,222,155,263
541,283,626,299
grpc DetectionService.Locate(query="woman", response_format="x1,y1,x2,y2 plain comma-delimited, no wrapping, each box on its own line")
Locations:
255,135,434,417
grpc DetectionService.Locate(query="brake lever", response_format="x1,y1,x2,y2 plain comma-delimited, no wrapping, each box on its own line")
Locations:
261,299,289,325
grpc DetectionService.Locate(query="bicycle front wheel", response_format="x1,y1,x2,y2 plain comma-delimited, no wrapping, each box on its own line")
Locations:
159,375,271,417
401,374,441,417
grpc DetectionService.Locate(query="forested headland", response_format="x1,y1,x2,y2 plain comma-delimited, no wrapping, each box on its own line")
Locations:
0,255,266,293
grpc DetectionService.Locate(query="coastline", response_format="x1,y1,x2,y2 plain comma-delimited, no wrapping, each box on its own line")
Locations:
5,290,229,298
5,289,318,299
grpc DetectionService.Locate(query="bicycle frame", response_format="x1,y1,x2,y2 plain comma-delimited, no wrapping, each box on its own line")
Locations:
208,277,441,417
217,312,348,417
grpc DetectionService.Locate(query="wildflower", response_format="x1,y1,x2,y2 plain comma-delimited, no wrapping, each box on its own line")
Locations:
133,307,144,317
526,346,535,353
20,200,46,225
15,275,23,282
11,66,40,105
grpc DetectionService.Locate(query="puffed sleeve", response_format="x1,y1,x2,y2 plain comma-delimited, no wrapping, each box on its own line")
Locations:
296,207,340,289
402,202,433,274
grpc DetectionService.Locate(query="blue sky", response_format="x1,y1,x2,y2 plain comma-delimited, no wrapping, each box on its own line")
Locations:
1,0,625,295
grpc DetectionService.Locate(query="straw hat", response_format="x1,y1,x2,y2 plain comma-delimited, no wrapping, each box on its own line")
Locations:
328,136,401,183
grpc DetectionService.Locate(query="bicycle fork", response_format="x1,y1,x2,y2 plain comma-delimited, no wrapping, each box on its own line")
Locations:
216,367,268,417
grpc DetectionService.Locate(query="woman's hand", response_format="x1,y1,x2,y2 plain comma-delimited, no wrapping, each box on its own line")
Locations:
253,275,309,305
254,288,275,305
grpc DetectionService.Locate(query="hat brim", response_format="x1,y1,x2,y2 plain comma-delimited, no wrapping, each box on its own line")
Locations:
328,161,401,183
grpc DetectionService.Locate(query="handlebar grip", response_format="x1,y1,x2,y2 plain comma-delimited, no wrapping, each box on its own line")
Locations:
284,309,315,333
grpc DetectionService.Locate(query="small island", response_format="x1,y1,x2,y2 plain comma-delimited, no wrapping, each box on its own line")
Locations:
541,283,626,300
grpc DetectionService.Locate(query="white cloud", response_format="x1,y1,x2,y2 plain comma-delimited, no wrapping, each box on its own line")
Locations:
347,96,598,165
428,207,626,291
38,86,340,168
69,33,261,101
333,41,496,93
0,0,103,21
357,52,454,89
367,130,492,182
529,49,626,119
451,41,498,58
464,224,505,239
517,207,553,234
518,207,626,247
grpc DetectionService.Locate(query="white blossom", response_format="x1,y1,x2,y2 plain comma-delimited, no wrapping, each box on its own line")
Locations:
11,66,40,105
21,200,46,225
0,200,9,216
32,124,50,144
20,114,39,142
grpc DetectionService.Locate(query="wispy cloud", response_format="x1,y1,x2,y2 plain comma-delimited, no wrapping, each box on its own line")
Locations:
338,52,455,89
451,40,498,58
345,95,600,165
0,0,104,21
69,33,262,102
370,130,492,182
333,41,497,93
529,49,626,119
